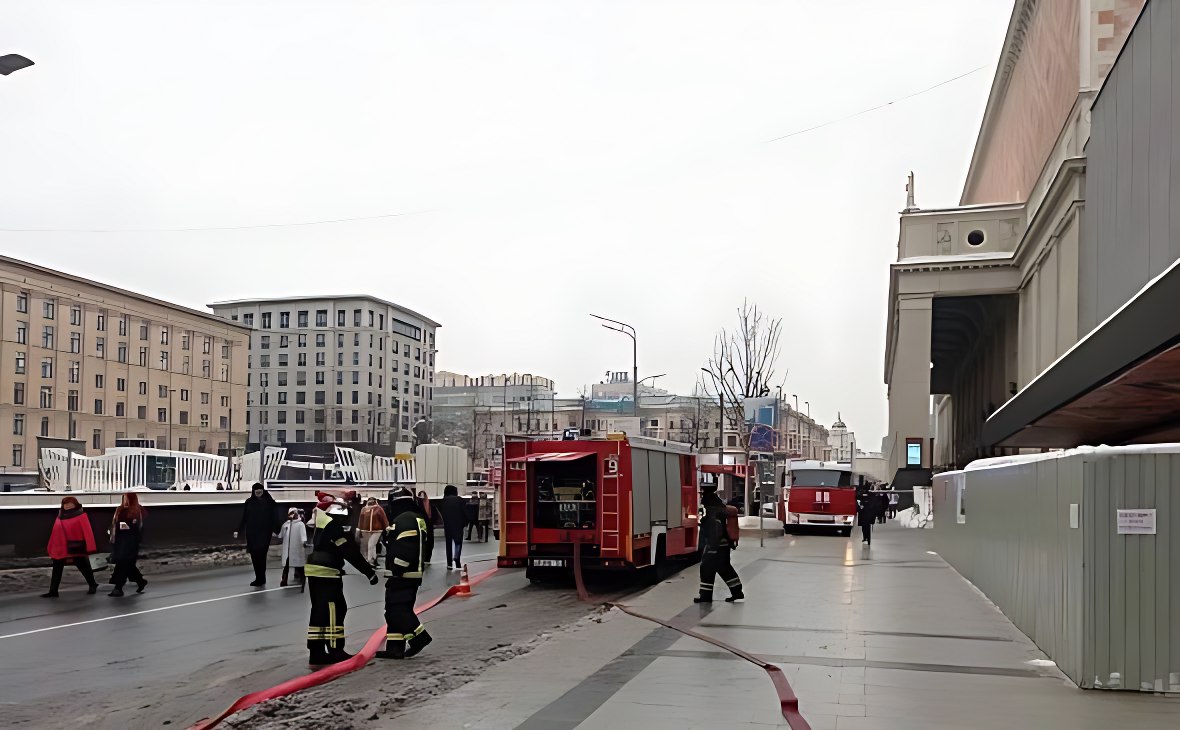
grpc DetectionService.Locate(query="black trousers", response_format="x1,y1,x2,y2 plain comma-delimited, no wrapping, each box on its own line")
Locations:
444,528,464,567
110,560,144,588
49,557,97,592
861,522,873,544
384,585,424,649
249,548,269,583
698,545,742,600
307,577,347,654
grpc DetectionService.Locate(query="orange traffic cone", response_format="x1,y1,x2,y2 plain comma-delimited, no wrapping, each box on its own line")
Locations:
455,564,472,597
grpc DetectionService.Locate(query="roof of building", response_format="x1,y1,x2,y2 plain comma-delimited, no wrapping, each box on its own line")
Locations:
0,254,251,333
208,294,441,328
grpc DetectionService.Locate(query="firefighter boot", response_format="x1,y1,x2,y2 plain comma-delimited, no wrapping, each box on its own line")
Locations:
404,630,433,658
308,643,333,667
375,640,406,660
327,647,354,664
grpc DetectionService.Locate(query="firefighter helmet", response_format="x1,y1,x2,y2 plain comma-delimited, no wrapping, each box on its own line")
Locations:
388,486,415,505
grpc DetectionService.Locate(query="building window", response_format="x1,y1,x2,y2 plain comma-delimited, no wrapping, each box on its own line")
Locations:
93,373,104,389
13,383,24,405
139,381,148,395
93,336,102,357
205,361,213,378
117,344,127,363
220,395,229,407
43,300,55,320
16,351,29,374
42,326,54,349
261,312,272,329
179,411,189,425
67,390,78,411
139,324,148,340
97,310,106,331
116,402,125,417
277,429,287,443
243,313,254,327
12,445,22,467
201,392,210,404
139,347,148,367
16,292,28,314
279,312,290,328
68,361,79,384
298,334,307,348
16,321,27,345
316,353,326,367
316,310,328,327
70,306,82,326
159,352,169,371
279,336,289,349
315,391,325,405
41,359,53,379
158,408,168,423
13,414,24,435
181,334,190,351
277,410,287,424
203,337,211,355
40,386,53,409
278,392,288,405
94,399,104,415
160,328,169,346
177,437,187,451
260,355,270,368
180,388,189,401
337,310,346,327
198,439,207,453
298,311,308,328
260,335,270,350
278,354,288,367
316,333,326,348
215,415,224,429
353,310,362,327
118,316,127,336
201,413,211,429
138,405,147,419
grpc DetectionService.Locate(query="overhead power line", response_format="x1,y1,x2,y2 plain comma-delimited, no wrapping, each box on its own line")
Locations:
764,65,989,144
0,207,439,234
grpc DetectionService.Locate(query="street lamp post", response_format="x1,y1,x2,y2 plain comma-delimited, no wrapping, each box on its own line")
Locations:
590,314,637,415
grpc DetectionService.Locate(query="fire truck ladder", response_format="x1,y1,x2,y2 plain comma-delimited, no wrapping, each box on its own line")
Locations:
600,444,621,555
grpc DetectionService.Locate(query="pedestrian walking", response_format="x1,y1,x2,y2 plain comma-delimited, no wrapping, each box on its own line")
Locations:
236,483,279,587
108,492,147,597
416,490,436,564
376,487,432,660
357,497,389,567
305,493,379,666
43,496,99,598
887,489,899,520
464,493,481,541
877,490,889,524
857,489,876,546
439,484,467,570
279,508,308,587
478,493,492,543
695,482,744,604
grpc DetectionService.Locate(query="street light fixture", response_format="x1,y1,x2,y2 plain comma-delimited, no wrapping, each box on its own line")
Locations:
590,314,637,415
0,54,34,76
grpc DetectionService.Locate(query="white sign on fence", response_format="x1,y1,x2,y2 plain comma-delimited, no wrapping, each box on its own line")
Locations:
1116,509,1156,535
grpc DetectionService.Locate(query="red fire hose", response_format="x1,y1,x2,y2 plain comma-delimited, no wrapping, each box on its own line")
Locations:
187,566,498,730
572,543,811,730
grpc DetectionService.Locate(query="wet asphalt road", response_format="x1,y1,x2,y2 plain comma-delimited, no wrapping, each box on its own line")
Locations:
0,536,507,729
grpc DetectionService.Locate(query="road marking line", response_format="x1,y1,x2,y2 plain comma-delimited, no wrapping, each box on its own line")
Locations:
0,586,297,640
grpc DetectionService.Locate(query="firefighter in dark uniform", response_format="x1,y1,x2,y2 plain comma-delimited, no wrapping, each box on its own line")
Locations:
376,487,433,659
695,482,744,604
305,493,378,666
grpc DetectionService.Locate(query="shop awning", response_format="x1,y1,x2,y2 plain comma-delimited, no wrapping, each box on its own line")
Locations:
984,260,1180,448
507,452,595,463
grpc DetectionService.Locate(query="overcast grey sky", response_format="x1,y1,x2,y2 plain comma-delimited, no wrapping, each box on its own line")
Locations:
1,0,1014,447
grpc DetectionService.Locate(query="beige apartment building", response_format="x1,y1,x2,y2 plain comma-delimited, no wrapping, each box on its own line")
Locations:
883,0,1147,486
0,255,250,469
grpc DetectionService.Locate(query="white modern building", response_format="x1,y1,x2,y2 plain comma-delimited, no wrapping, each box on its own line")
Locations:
209,296,439,450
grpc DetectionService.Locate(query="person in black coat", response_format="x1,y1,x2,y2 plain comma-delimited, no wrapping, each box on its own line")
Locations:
236,483,279,586
438,484,467,570
856,489,877,546
109,492,147,597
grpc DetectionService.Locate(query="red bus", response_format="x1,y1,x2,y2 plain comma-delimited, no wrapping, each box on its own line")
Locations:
781,460,857,536
497,434,700,582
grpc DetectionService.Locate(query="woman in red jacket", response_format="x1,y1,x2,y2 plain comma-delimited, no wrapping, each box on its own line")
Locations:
43,496,99,598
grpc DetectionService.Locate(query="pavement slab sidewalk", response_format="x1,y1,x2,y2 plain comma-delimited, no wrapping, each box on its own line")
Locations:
382,524,1180,730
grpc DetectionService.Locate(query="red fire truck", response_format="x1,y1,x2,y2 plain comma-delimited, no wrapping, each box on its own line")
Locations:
780,460,858,536
497,434,700,582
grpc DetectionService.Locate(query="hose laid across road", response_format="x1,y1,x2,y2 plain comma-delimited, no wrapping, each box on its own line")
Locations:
571,542,812,730
187,566,499,730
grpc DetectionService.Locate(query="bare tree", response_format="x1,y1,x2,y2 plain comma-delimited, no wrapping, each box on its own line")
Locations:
700,299,784,511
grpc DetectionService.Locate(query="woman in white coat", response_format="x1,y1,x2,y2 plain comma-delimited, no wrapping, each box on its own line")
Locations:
279,508,308,587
